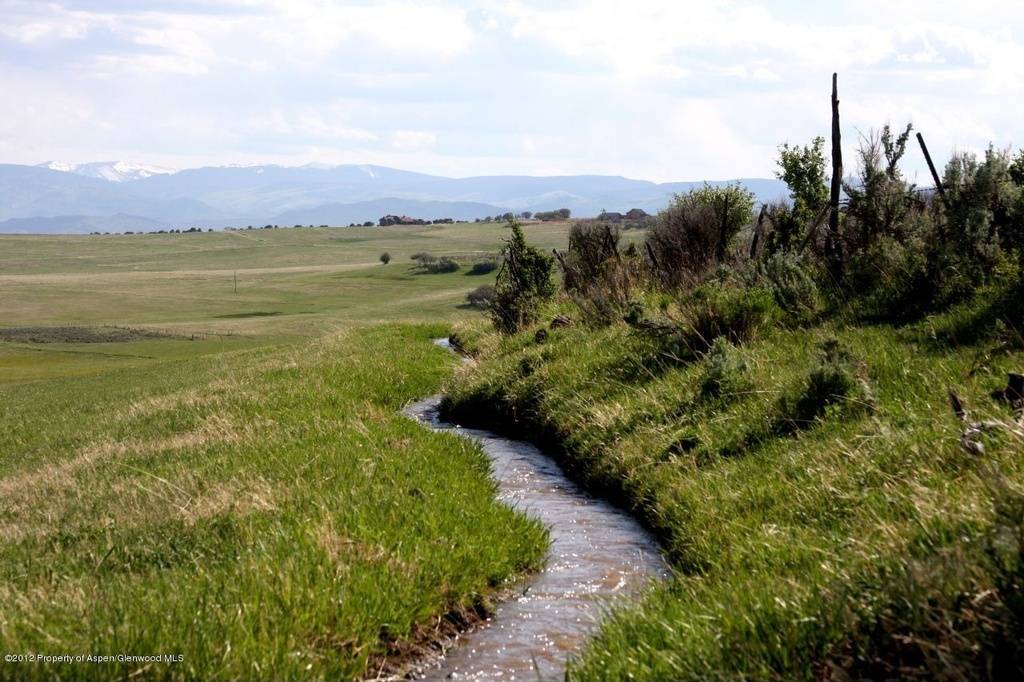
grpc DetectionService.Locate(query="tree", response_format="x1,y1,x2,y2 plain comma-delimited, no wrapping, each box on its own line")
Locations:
490,218,555,332
776,137,829,230
379,252,391,265
1009,149,1024,187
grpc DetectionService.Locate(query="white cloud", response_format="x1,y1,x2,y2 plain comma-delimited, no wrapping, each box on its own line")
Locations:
255,1,475,59
391,130,437,150
0,0,1022,180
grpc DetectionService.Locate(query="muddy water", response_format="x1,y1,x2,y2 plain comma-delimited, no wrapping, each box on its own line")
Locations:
401,340,668,681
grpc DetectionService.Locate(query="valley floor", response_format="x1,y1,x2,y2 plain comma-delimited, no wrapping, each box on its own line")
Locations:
0,224,564,680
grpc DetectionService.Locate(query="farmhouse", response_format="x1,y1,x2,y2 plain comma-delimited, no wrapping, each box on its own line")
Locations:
597,208,649,222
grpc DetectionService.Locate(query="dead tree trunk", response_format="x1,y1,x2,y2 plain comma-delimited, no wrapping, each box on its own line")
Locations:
717,194,732,263
750,204,767,259
644,242,661,275
828,73,843,277
916,132,948,210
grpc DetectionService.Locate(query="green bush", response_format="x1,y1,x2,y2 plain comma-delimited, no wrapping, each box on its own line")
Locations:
683,282,777,353
776,339,871,433
755,253,822,324
776,136,829,235
490,219,556,333
699,338,750,400
842,124,917,260
646,183,755,290
412,253,459,273
627,284,777,366
465,284,496,310
563,221,621,291
433,257,460,273
468,259,498,275
942,146,1022,283
564,221,640,327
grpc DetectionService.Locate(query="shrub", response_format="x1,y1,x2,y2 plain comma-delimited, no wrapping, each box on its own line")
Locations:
563,221,621,291
943,146,1022,282
699,338,750,400
379,252,391,265
682,282,777,353
646,184,755,290
776,339,871,433
842,124,917,261
762,201,806,256
750,253,822,324
626,284,777,365
534,208,571,221
490,219,556,333
432,257,460,273
466,284,496,310
561,221,641,326
411,253,459,273
468,259,498,275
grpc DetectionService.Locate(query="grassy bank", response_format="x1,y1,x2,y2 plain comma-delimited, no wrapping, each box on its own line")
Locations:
442,295,1024,679
0,324,547,680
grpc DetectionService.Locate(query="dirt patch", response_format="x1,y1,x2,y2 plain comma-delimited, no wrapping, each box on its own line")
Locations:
0,326,176,344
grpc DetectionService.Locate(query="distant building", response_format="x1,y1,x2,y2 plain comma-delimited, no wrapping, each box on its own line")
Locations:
597,211,624,222
625,208,649,220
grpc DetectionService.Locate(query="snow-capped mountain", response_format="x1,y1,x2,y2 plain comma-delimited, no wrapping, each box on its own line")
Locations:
1,161,789,233
38,160,177,182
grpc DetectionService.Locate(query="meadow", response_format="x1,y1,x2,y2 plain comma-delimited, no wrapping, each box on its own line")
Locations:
0,222,570,679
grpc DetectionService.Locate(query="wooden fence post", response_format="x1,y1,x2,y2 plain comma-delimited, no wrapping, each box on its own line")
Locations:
916,132,948,209
828,73,843,274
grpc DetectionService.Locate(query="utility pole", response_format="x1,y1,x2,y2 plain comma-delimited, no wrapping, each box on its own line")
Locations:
233,271,237,294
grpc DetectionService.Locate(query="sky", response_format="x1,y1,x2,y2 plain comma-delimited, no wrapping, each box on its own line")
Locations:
1,0,1023,183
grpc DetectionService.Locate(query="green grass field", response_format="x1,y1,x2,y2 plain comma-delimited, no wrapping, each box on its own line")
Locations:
0,222,573,384
0,222,569,680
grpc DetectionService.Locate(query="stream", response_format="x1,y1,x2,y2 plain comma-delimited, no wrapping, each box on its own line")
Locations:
400,339,668,681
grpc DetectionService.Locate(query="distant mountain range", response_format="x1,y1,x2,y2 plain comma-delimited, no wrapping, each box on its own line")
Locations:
37,161,176,183
0,161,789,234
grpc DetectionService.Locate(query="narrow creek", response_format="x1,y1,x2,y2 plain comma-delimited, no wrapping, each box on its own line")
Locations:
401,339,668,681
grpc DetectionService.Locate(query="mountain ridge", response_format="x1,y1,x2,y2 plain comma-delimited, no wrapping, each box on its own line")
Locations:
0,162,789,234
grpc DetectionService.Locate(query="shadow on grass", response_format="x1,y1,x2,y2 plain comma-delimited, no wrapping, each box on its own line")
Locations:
215,311,283,319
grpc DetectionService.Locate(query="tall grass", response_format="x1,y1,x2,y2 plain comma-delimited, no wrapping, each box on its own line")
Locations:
443,300,1024,679
0,324,547,680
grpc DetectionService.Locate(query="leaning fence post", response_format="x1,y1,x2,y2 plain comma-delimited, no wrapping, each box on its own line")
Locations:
916,132,948,210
